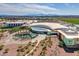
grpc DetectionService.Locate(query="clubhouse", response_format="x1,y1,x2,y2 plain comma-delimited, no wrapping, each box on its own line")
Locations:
31,22,79,48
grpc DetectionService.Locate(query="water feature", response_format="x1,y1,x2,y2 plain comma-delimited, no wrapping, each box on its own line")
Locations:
14,32,38,39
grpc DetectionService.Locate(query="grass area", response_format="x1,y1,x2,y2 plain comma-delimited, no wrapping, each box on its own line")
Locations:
10,26,22,32
10,26,31,33
0,26,21,33
0,26,30,33
0,29,6,33
60,18,79,24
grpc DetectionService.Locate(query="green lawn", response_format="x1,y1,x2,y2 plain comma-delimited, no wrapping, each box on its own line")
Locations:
0,26,30,33
61,18,79,24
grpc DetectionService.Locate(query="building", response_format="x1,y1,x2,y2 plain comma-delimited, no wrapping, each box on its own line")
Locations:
31,22,79,48
57,29,79,48
4,22,26,27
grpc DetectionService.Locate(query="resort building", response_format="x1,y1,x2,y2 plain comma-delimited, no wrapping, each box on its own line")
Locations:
31,22,79,48
57,29,79,48
4,22,26,27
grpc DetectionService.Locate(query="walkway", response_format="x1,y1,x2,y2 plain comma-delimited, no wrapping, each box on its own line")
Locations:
25,35,46,56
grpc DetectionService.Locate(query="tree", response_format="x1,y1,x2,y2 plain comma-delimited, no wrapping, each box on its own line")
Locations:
0,45,4,51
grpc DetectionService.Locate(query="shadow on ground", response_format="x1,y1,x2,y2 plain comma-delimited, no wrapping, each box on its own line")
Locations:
59,45,79,53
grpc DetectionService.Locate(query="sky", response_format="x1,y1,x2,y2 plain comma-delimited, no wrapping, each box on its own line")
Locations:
0,3,79,16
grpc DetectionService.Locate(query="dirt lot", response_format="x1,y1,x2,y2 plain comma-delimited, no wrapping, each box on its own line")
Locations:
0,35,79,56
31,35,79,56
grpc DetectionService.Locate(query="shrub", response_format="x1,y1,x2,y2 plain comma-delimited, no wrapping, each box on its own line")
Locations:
3,48,9,54
0,45,4,51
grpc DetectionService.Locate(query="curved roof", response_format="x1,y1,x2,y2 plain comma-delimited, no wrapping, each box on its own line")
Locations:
31,22,79,38
31,26,52,32
31,22,68,30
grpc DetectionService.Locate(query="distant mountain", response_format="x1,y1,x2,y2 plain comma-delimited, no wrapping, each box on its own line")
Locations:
0,14,79,17
0,14,59,16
